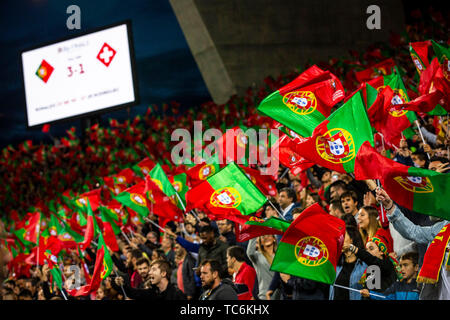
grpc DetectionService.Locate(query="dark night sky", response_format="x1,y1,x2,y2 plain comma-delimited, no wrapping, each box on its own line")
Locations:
0,0,210,148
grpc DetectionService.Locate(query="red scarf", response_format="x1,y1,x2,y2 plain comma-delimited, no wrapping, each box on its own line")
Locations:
417,224,450,284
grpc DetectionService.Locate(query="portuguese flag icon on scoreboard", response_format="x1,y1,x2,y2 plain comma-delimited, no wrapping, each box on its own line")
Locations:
270,203,346,285
35,59,54,83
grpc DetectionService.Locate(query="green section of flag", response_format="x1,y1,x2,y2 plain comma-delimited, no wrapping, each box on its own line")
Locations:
149,163,176,197
257,91,326,137
270,241,337,285
207,162,267,215
246,217,290,232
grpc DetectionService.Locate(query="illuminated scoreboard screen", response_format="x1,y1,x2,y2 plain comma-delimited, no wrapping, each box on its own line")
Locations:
21,21,138,128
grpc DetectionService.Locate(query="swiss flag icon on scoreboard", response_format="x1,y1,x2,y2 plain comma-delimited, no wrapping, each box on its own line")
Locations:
97,42,116,67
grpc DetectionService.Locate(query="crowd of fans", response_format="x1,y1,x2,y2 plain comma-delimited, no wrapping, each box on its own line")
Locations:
0,6,449,301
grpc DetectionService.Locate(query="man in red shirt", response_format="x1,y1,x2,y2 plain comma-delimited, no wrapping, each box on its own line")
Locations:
226,246,256,300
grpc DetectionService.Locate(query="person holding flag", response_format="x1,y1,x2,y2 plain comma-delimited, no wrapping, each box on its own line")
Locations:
376,187,450,300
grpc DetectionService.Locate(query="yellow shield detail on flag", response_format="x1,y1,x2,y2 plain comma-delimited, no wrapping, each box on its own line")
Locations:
100,257,110,279
282,91,317,115
393,176,434,193
151,178,163,191
295,236,328,267
315,128,355,164
199,164,216,180
130,193,147,207
210,187,242,209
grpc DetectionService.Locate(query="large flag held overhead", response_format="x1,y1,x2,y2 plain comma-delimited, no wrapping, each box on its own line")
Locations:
354,141,450,220
185,162,267,217
257,65,345,137
270,203,345,285
291,91,374,173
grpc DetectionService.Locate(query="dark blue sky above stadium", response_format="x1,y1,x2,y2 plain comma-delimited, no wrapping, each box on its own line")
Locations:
0,0,210,148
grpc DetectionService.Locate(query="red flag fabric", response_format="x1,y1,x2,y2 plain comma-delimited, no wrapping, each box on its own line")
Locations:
24,212,41,243
355,58,396,83
367,86,412,147
240,166,277,197
273,133,314,175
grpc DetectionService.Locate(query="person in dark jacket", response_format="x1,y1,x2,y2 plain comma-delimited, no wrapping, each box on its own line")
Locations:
198,225,229,267
199,259,238,300
360,251,420,300
174,242,198,299
344,228,400,299
114,259,186,300
283,274,329,300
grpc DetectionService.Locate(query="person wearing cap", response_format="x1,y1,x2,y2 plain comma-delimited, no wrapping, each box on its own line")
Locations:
343,227,401,299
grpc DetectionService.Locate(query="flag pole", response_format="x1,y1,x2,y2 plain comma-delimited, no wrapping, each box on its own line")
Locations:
174,192,186,211
120,230,132,245
60,289,68,300
189,210,202,223
143,217,166,233
113,268,128,299
376,180,385,225
278,167,289,181
333,283,387,299
267,198,286,220
415,120,431,159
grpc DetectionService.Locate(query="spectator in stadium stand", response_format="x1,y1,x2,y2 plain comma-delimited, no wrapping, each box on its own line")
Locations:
173,240,199,300
114,259,186,300
330,225,367,300
266,272,293,300
360,251,420,300
174,224,229,268
128,249,144,288
160,235,176,268
428,156,450,173
278,187,300,221
376,187,450,300
199,259,238,300
343,227,400,299
246,235,277,300
283,274,330,300
340,190,360,222
357,206,382,245
328,180,348,202
411,151,429,169
217,219,237,246
329,199,345,219
262,200,281,219
226,245,256,300
393,138,415,167
134,257,151,289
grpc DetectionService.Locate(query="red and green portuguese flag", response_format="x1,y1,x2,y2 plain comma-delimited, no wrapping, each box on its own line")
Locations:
270,203,345,285
410,41,432,75
115,179,153,218
229,215,290,242
292,91,374,173
68,233,113,297
185,162,267,217
257,65,345,137
354,141,450,220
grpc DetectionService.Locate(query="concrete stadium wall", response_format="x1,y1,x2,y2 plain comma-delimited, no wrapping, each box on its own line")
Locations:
169,0,405,104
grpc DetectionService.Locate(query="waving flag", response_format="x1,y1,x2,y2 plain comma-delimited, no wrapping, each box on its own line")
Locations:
258,65,345,137
68,233,113,297
355,141,450,220
292,92,374,173
185,162,267,217
270,203,345,285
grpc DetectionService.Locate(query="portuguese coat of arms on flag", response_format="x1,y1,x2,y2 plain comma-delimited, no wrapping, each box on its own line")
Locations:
270,203,345,285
